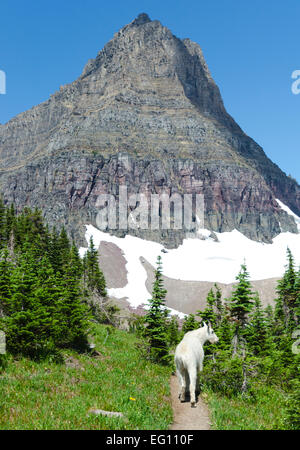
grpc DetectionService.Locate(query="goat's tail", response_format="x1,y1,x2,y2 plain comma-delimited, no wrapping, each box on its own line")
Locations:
175,353,188,373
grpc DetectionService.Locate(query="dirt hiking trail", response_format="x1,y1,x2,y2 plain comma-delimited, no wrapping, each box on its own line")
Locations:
169,375,211,430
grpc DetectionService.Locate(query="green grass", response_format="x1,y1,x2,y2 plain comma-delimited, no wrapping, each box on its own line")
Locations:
0,323,173,430
205,383,288,430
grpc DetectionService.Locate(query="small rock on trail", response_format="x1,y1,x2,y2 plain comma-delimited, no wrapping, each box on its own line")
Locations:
169,375,211,430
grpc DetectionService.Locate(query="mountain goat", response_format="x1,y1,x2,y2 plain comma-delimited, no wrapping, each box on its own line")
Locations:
174,322,219,407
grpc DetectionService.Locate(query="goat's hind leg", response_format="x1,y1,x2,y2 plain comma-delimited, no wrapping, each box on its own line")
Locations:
176,368,186,402
196,359,204,394
189,365,197,407
196,373,200,395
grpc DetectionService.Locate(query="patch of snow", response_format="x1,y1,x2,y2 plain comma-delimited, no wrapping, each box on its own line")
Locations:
166,307,187,319
276,198,300,232
79,224,300,312
142,303,187,319
80,226,162,308
79,247,88,258
196,228,213,239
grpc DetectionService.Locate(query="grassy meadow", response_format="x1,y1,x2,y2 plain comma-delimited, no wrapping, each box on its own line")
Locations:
0,323,173,430
205,385,288,430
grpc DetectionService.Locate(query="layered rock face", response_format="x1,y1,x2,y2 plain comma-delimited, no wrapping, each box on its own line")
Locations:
0,13,299,246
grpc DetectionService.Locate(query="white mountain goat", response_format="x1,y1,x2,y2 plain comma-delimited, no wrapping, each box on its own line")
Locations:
174,322,219,407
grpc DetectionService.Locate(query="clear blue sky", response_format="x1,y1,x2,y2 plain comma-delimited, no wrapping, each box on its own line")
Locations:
0,0,299,182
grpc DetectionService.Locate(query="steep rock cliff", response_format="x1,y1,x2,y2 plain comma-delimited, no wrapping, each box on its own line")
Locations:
0,13,299,246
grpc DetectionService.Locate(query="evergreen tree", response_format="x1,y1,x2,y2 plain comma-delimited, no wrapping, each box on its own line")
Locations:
69,242,83,279
34,255,64,346
57,227,71,272
265,304,274,328
275,248,298,330
279,249,296,325
0,206,90,358
3,246,47,357
48,227,61,273
197,288,218,328
167,315,180,347
144,255,170,364
217,314,234,350
83,237,107,297
0,248,13,316
274,294,285,333
214,283,224,326
57,250,90,350
228,263,254,332
247,293,269,355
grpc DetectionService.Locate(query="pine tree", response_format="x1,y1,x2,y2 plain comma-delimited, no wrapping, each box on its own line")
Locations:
69,242,83,279
217,314,234,350
275,248,298,330
227,262,254,354
58,251,90,350
265,304,274,328
214,283,224,326
34,255,64,346
0,248,13,316
144,255,170,364
167,315,180,347
83,237,107,297
228,263,254,330
0,204,91,358
4,246,45,357
247,293,268,355
197,288,218,328
274,294,285,333
57,227,71,272
48,227,61,273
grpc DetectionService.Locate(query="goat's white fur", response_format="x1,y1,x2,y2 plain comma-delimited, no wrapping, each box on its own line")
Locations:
174,322,219,407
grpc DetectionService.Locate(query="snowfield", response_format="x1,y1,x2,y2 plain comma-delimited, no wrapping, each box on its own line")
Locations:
276,198,300,232
79,199,300,312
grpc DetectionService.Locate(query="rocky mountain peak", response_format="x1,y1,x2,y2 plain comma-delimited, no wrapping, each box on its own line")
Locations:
0,15,299,247
131,12,152,26
79,14,239,133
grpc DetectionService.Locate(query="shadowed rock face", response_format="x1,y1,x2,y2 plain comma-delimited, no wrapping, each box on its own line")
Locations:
0,13,299,246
